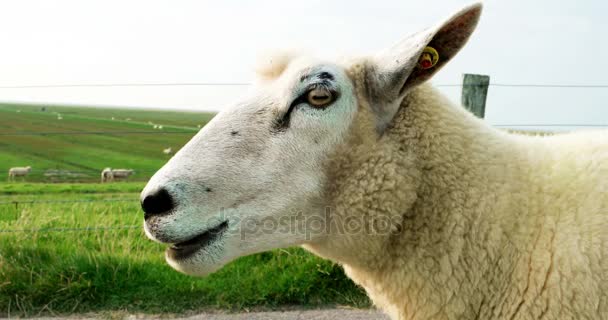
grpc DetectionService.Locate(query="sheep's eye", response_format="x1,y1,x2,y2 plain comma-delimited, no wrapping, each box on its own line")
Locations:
306,88,333,107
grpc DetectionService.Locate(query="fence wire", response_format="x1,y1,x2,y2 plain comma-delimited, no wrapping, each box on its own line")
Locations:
0,131,195,136
0,199,138,205
438,83,608,88
1,169,158,174
494,124,608,128
0,226,140,233
2,82,608,89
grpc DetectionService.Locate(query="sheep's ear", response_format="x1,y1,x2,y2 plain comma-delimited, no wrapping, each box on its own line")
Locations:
368,3,482,130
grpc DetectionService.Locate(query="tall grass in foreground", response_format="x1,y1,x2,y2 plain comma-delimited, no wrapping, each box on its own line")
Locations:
0,189,368,316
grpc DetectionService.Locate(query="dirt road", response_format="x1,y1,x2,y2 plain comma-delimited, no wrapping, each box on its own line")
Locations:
31,308,389,320
178,309,388,319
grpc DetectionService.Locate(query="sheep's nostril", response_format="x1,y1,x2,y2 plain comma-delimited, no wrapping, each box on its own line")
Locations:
142,188,175,218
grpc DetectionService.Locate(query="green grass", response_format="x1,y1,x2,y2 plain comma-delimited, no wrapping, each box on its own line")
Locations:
0,103,214,183
0,182,145,195
0,103,369,316
0,190,368,316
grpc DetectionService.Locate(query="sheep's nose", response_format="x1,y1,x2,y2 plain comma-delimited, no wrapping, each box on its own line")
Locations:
141,188,175,218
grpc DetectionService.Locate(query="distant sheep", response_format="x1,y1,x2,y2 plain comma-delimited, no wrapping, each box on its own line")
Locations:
101,167,113,183
163,147,173,155
8,166,31,182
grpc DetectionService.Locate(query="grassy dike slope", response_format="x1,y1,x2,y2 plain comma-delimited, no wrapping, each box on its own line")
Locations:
0,103,211,182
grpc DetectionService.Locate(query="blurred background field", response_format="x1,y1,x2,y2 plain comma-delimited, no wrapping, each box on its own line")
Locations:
0,103,213,183
0,104,368,317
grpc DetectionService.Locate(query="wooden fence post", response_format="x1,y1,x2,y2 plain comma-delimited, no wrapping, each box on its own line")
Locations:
461,74,490,118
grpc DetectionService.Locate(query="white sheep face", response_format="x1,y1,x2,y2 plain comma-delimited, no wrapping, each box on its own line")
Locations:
141,3,482,276
142,56,358,275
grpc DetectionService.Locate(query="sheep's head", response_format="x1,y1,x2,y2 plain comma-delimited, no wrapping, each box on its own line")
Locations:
141,3,482,276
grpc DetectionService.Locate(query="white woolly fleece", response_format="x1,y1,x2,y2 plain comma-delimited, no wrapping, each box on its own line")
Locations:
306,82,608,319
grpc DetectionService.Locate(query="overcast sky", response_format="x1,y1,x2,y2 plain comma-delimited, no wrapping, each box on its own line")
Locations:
1,0,607,128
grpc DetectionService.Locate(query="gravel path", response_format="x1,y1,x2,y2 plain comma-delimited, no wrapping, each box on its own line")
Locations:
29,308,389,320
178,309,388,320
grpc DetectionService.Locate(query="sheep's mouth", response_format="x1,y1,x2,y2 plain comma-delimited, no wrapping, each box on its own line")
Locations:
167,220,229,260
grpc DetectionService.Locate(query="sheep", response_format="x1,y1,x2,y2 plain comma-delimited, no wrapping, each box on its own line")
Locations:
8,166,32,182
163,147,173,155
101,167,113,183
140,3,608,320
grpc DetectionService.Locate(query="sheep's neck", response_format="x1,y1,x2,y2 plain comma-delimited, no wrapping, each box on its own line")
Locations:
307,84,536,319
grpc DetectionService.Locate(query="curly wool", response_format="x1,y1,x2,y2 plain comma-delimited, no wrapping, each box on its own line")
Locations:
305,62,608,320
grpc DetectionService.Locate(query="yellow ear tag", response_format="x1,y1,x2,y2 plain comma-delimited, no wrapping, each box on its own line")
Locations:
419,46,439,70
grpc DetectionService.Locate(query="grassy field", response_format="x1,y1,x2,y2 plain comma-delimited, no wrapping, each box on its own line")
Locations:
0,104,368,317
0,103,214,182
0,182,143,195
